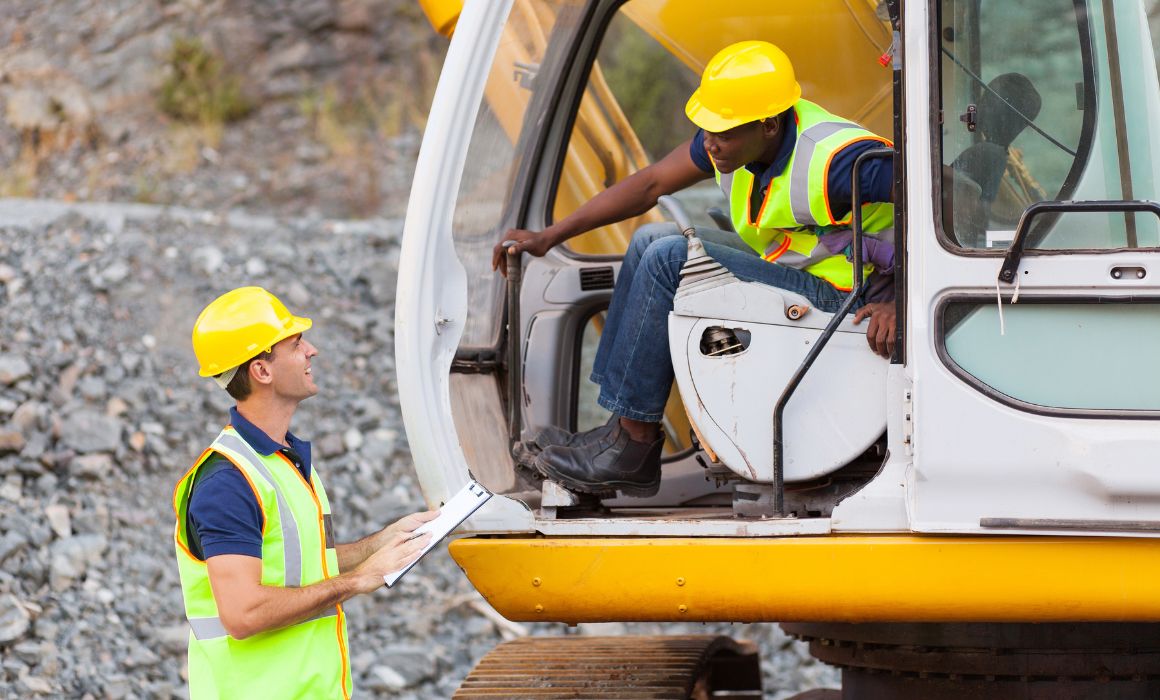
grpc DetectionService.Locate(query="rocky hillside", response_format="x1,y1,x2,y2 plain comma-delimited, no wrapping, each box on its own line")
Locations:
1,0,443,219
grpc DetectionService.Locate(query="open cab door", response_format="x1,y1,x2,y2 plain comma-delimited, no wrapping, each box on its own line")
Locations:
398,0,902,536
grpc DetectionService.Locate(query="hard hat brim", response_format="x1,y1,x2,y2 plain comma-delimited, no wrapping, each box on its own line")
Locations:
685,85,801,134
197,314,313,377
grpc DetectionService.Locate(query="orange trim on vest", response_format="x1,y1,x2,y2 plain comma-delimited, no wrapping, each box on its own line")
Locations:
823,136,893,225
214,450,269,537
173,447,215,563
335,605,351,699
763,234,793,262
172,441,271,561
276,451,328,575
744,170,774,228
275,450,351,699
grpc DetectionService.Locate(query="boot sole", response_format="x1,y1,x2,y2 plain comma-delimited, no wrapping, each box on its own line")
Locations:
536,462,661,500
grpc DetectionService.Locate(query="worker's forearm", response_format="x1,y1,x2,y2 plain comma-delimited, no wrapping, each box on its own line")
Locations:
335,534,379,572
543,169,663,245
225,571,370,639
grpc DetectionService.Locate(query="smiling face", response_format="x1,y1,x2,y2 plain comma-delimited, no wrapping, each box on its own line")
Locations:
702,117,783,174
262,333,319,402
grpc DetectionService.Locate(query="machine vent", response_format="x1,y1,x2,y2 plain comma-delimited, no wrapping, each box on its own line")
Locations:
579,266,615,291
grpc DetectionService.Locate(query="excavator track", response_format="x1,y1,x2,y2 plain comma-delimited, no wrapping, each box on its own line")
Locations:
453,635,763,699
783,622,1160,699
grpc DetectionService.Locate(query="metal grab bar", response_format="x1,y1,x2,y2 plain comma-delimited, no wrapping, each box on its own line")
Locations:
998,199,1160,284
504,243,524,448
770,147,894,516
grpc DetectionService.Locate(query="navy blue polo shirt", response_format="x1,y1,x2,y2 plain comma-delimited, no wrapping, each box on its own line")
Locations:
689,117,893,220
186,406,314,561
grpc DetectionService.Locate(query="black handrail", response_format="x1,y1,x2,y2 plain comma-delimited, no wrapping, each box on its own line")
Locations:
505,244,524,448
770,147,893,516
998,199,1160,284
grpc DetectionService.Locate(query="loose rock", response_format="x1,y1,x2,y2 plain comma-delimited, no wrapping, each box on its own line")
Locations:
70,453,115,480
0,594,31,643
49,534,108,590
0,430,26,454
59,410,123,454
0,356,32,385
44,504,72,539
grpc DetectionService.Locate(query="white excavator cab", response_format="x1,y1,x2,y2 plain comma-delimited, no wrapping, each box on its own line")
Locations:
399,0,1160,535
397,0,1160,695
399,0,903,531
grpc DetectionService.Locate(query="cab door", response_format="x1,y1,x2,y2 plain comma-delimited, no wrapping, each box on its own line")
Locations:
903,0,1160,533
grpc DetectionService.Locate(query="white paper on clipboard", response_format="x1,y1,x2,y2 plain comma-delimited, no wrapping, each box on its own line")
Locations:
383,480,492,587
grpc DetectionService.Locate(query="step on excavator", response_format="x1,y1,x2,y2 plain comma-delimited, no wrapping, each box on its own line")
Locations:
397,0,1160,696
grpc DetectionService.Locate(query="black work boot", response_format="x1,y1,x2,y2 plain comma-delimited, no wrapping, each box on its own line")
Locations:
513,416,620,485
534,420,664,498
526,414,619,454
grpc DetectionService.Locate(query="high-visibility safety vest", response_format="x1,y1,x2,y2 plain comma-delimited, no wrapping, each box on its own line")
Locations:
714,98,894,291
172,427,352,700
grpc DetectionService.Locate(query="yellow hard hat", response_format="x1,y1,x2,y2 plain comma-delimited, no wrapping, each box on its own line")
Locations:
685,41,802,133
192,286,312,378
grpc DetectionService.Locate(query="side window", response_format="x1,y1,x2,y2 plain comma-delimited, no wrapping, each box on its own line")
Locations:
939,0,1091,249
942,300,1160,412
554,7,723,257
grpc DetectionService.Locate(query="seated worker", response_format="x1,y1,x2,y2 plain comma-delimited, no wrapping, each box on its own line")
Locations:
492,41,896,498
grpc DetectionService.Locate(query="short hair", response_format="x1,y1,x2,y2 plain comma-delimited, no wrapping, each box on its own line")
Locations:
224,349,273,401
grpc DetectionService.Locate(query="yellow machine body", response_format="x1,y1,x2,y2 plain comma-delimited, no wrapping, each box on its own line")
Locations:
451,535,1160,623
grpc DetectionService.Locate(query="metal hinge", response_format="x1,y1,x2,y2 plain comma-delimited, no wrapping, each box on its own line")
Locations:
902,389,914,456
451,349,500,374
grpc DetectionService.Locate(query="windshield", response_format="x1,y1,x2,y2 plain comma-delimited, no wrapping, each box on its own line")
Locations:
450,0,580,348
939,0,1160,250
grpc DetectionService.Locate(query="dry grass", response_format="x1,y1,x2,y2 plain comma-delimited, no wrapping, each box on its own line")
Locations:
157,38,252,134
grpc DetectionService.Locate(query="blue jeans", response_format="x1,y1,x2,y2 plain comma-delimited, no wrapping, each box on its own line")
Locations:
590,222,857,422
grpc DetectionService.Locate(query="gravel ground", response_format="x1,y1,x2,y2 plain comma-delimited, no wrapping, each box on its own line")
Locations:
0,199,839,698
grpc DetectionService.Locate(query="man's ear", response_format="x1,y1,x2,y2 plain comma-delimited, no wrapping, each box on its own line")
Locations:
249,358,274,387
761,117,780,138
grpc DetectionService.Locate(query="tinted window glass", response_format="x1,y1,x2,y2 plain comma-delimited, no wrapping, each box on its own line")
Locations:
450,0,576,347
943,301,1160,411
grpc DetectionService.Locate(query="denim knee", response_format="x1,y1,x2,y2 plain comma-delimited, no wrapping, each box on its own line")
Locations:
638,235,688,287
626,222,682,265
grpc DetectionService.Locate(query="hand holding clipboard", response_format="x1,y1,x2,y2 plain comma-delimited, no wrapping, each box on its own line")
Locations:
383,480,493,587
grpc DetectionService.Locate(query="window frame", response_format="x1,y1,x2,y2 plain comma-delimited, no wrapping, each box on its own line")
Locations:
931,0,1100,257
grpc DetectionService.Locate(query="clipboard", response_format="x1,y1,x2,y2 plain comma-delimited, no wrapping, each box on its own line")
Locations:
383,479,493,587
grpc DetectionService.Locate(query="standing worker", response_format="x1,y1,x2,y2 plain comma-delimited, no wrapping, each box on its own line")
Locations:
173,286,436,699
494,41,898,498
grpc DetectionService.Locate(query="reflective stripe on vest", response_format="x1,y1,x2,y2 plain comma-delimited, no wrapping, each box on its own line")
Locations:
189,608,339,641
173,426,351,699
713,99,894,291
215,431,303,587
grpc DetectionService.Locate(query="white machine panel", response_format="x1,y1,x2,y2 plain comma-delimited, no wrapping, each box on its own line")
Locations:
669,278,887,483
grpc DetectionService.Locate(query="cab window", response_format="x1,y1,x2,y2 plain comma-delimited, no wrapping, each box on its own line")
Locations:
940,0,1098,249
554,7,719,257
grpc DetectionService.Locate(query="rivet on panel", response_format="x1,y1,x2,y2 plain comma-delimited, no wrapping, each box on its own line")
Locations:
676,577,686,587
534,604,544,613
678,605,688,613
532,577,542,587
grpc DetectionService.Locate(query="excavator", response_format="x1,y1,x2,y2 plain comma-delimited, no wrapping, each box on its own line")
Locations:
396,0,1160,696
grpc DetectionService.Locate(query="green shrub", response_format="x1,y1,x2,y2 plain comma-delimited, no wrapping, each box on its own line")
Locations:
158,38,252,124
